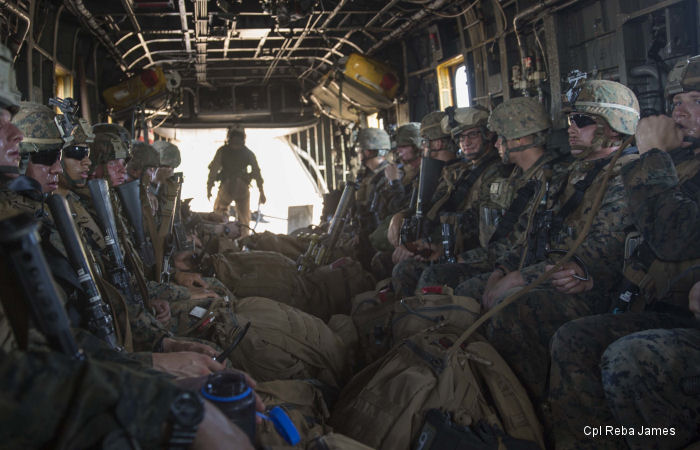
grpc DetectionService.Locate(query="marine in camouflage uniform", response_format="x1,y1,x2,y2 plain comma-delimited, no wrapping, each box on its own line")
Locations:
549,56,700,450
390,111,466,295
0,44,21,187
207,124,265,237
438,97,570,297
411,106,513,291
457,83,641,407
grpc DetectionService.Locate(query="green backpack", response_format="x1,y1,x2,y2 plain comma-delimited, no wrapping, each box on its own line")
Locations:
331,330,545,450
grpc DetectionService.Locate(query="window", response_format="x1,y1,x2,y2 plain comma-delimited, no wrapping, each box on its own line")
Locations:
437,55,470,109
54,64,73,105
454,65,470,107
367,112,384,130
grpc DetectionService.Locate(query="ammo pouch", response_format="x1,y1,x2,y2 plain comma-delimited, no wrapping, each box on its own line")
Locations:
414,409,541,450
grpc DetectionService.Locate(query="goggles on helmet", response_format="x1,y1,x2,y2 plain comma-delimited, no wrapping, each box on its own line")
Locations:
567,113,597,129
62,145,90,160
29,148,61,166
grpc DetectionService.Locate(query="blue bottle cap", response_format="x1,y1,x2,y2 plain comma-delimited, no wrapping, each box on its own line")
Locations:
268,406,301,445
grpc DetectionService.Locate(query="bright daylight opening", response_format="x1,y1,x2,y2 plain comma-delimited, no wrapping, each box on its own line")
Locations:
165,128,324,235
454,65,470,107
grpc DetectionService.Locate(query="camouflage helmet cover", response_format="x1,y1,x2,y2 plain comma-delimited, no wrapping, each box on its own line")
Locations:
441,106,489,138
572,80,640,136
89,132,129,168
488,97,551,140
92,123,131,148
0,44,21,115
357,127,391,155
227,123,246,139
395,122,422,148
152,140,181,168
12,102,63,153
420,111,449,140
130,142,160,169
666,55,700,98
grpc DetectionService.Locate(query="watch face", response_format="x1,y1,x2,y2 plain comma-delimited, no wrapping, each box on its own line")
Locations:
171,392,205,427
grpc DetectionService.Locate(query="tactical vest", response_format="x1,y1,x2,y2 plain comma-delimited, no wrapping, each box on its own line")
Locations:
615,151,700,312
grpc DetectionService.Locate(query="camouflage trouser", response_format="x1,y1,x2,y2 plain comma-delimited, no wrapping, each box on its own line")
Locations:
417,262,485,291
370,250,394,281
549,313,700,450
602,327,700,450
453,271,492,297
391,258,427,296
214,178,251,236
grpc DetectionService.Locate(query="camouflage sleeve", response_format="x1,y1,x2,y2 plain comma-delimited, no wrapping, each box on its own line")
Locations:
247,148,264,188
0,350,182,448
621,149,700,260
519,177,629,293
124,301,172,353
207,147,224,186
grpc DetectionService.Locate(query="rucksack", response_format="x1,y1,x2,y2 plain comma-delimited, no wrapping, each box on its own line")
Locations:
230,296,352,388
239,231,309,260
330,330,545,450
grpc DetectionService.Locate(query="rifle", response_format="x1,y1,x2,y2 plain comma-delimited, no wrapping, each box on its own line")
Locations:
158,173,182,283
0,214,85,360
440,222,456,264
49,97,94,147
114,179,156,269
47,194,121,351
88,179,144,307
298,181,357,273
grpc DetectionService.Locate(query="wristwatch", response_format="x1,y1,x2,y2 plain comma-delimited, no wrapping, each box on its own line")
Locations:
167,391,205,449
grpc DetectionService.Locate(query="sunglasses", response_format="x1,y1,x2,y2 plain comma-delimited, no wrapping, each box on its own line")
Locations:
62,145,90,160
29,148,61,166
568,113,597,128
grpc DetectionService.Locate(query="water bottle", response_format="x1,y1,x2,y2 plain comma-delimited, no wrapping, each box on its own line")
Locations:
200,372,256,441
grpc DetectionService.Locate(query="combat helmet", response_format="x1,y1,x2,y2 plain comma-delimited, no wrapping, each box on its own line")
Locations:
130,142,160,170
227,123,246,140
442,106,491,160
666,55,700,98
89,132,129,171
395,122,422,148
357,127,391,156
488,97,551,163
13,102,63,154
93,123,131,149
0,44,21,116
152,140,181,168
569,80,639,137
420,111,450,141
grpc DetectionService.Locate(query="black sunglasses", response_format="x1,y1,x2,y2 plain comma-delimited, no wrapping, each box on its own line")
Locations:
568,113,597,128
62,145,90,160
29,148,61,166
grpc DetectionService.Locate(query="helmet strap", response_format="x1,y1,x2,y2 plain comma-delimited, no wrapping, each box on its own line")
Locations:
59,159,84,187
504,133,546,162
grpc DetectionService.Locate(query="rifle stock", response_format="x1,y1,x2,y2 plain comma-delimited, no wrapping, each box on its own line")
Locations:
114,179,155,269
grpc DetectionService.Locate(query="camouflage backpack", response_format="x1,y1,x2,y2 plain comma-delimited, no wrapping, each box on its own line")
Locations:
229,296,352,388
207,251,310,308
238,230,309,260
331,330,545,450
351,286,481,366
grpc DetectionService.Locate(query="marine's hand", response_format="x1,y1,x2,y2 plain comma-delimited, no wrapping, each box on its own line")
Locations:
689,281,700,320
173,250,196,271
483,270,525,310
151,299,172,326
152,351,225,378
384,163,401,181
546,262,593,294
392,244,415,264
162,338,219,357
193,401,254,450
387,212,405,248
635,115,684,154
174,270,211,289
187,287,217,300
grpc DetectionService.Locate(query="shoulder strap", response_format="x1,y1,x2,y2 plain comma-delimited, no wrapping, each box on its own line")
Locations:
488,179,539,244
444,154,499,212
555,157,609,221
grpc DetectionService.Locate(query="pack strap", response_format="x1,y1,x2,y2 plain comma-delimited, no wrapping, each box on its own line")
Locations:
444,154,499,212
488,179,539,244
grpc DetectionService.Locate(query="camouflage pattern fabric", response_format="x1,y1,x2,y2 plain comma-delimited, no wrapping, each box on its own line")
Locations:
417,262,485,291
569,80,640,136
621,147,700,260
0,349,182,449
601,327,700,450
487,97,551,140
548,313,700,450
